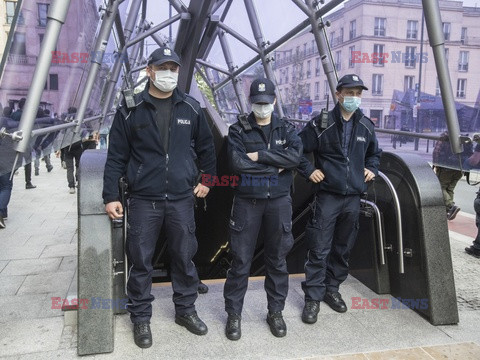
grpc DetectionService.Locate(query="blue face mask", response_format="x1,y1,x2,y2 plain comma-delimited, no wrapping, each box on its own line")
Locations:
341,96,361,113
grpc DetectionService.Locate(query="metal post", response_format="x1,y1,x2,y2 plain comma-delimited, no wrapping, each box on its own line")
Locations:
125,14,183,48
422,0,462,154
201,65,223,114
304,0,338,104
151,32,166,47
414,12,425,151
100,0,143,120
213,0,344,92
124,20,147,88
12,0,71,156
72,0,122,141
169,2,173,43
244,0,284,117
218,31,248,113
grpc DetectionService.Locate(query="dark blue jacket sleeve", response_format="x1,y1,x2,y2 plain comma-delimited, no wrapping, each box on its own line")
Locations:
296,124,318,179
257,125,303,169
365,128,382,176
102,108,131,204
194,108,217,178
228,125,277,175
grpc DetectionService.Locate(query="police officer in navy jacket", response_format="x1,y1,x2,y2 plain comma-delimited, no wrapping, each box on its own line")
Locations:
224,78,303,340
297,74,381,323
103,46,216,348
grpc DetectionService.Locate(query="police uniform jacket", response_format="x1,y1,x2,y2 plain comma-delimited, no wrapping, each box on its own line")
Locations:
228,113,303,199
102,84,216,203
297,103,381,195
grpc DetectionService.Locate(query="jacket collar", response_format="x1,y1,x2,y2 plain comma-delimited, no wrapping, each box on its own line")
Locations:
140,81,186,106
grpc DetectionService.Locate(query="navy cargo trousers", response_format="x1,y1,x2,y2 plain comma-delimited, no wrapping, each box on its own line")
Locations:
301,191,361,302
126,196,199,323
224,196,294,315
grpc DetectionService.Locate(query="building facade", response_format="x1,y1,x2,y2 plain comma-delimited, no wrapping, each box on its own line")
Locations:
272,0,480,129
0,0,100,116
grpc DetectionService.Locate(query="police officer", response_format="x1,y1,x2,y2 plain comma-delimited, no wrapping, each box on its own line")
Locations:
224,77,303,340
103,46,216,348
297,74,381,323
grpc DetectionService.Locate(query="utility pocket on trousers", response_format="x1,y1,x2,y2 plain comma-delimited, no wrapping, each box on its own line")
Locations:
187,222,196,234
282,222,292,233
127,223,142,237
229,218,245,232
281,221,294,254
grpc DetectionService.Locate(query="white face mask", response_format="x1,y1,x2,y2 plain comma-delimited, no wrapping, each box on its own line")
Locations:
252,103,274,119
153,70,178,92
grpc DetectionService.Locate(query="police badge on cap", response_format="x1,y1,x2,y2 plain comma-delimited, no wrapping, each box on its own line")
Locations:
336,74,368,91
147,46,181,66
249,77,276,104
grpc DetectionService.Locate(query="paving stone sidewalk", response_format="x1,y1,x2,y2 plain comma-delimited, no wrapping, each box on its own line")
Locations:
1,156,480,359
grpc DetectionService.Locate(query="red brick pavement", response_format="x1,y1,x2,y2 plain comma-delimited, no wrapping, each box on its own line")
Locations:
448,212,477,238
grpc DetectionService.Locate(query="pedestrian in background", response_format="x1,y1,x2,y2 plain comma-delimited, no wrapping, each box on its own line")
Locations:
0,106,17,228
11,98,36,189
432,131,472,220
465,142,480,258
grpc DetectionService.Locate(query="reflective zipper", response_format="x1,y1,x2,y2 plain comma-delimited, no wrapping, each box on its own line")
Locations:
165,153,169,199
266,125,275,198
165,104,174,199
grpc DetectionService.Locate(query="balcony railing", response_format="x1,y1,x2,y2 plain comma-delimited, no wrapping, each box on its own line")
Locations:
461,36,480,45
331,36,343,47
7,54,37,65
374,27,386,36
406,30,418,39
273,48,319,68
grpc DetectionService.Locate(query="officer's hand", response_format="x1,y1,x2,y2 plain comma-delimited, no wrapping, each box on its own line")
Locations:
194,183,210,198
105,201,123,220
309,169,325,183
364,168,375,182
247,152,259,162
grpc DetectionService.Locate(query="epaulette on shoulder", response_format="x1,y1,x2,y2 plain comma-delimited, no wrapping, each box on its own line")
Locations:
118,99,135,118
118,92,141,119
236,113,252,131
361,115,375,126
133,92,143,103
117,103,129,119
183,94,201,112
230,121,242,131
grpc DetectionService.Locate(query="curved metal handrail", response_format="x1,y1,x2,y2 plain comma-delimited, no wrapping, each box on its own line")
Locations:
378,171,404,274
360,199,386,266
